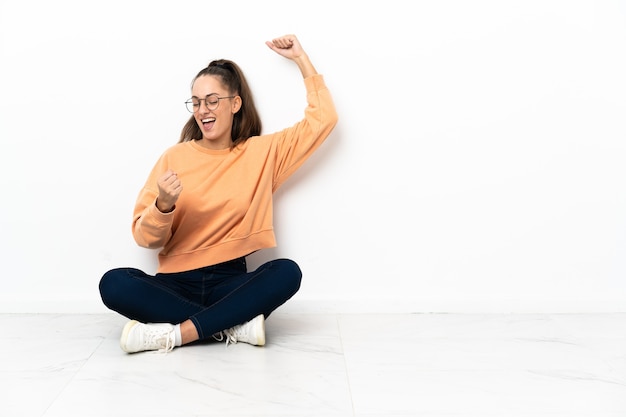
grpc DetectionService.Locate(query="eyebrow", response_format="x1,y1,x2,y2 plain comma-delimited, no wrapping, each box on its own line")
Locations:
190,93,219,99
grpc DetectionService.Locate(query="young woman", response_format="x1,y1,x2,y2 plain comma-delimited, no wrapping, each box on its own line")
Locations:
99,34,337,353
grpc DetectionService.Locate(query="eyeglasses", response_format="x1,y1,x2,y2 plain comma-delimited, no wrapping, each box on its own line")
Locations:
185,94,235,113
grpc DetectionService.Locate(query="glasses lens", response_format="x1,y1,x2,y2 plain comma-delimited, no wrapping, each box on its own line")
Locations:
205,95,220,110
185,100,196,113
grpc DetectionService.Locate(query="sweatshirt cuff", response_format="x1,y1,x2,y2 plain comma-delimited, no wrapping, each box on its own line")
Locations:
148,198,175,223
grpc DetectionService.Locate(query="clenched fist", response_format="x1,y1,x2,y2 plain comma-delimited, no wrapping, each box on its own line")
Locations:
156,169,183,213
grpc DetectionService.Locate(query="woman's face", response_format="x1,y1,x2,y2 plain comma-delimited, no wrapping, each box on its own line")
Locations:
191,75,241,150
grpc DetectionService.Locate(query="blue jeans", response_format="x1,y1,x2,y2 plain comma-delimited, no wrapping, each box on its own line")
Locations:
99,258,302,340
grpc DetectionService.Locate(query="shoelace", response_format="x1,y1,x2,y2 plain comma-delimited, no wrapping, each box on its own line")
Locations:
157,335,175,353
143,325,175,353
212,330,238,347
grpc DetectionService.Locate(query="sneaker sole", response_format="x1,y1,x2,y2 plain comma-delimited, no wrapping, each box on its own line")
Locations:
256,315,266,346
120,320,139,353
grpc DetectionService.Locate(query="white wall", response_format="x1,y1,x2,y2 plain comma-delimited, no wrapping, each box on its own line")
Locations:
1,0,625,314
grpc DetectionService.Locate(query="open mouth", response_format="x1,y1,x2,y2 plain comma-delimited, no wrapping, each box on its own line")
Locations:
201,117,216,129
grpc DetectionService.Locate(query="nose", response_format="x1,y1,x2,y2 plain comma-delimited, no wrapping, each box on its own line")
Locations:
199,99,213,113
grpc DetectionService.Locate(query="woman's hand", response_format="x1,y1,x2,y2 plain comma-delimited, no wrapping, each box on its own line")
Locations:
266,34,316,78
156,169,182,213
265,34,304,60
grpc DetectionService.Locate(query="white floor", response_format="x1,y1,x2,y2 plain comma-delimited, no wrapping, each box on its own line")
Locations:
2,312,626,417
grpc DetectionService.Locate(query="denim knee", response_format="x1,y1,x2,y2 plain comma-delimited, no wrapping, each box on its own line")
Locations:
98,268,142,309
274,258,303,294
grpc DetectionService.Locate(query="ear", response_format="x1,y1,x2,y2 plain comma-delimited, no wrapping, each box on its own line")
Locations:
231,95,242,114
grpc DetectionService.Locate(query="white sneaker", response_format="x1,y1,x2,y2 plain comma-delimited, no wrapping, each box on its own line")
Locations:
213,314,265,346
120,320,176,353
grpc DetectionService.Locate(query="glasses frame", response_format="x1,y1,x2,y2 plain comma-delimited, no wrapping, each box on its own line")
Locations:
185,94,235,113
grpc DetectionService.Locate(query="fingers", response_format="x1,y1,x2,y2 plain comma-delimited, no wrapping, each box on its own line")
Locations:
267,35,296,49
161,170,179,185
266,34,302,54
158,170,183,199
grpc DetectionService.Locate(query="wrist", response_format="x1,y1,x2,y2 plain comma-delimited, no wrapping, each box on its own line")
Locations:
156,199,175,213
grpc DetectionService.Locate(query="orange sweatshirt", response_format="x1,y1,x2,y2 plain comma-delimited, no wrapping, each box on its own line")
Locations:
132,74,337,273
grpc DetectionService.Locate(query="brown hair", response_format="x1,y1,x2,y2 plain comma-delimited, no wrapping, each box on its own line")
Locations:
179,59,262,148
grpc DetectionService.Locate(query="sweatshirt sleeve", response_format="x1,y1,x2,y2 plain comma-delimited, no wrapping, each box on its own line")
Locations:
270,74,338,191
131,154,175,249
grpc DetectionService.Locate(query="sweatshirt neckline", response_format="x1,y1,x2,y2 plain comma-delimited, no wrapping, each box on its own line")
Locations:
188,140,232,155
